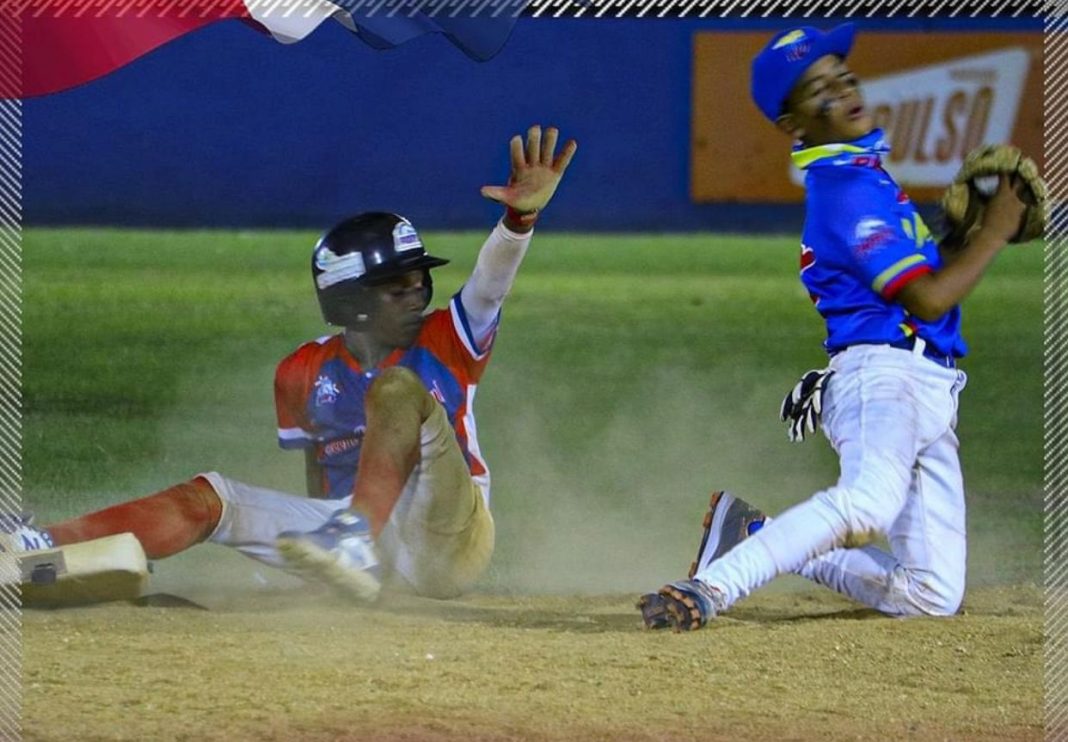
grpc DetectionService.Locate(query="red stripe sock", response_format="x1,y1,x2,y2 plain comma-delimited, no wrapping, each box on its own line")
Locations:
45,477,222,559
352,452,412,537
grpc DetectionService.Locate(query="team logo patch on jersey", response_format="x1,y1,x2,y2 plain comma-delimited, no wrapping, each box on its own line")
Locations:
852,217,894,257
393,220,423,253
314,375,341,406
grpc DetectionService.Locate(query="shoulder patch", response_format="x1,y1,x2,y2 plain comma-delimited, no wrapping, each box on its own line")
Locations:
852,217,894,257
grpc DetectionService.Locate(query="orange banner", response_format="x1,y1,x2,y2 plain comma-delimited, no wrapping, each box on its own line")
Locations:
691,32,1043,203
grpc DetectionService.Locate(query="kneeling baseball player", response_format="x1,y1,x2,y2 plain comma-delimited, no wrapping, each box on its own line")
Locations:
640,25,1039,630
13,125,576,604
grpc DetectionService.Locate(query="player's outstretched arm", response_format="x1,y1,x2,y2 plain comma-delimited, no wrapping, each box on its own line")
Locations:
460,126,578,350
896,175,1027,322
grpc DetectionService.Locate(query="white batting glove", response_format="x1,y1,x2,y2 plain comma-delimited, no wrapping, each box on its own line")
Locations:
779,368,835,443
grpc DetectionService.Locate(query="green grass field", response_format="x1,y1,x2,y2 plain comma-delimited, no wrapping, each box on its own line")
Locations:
20,228,1044,741
24,228,1043,590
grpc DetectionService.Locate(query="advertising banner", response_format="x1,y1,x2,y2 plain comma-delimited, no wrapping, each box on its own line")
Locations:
692,32,1043,203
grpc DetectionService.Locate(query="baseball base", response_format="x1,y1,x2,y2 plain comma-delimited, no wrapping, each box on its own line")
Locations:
19,533,149,608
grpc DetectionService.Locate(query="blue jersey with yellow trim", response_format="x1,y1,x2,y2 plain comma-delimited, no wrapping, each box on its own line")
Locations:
795,129,966,358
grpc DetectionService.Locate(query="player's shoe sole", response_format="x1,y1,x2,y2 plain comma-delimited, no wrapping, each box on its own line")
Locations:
689,490,767,579
639,579,724,632
277,536,381,604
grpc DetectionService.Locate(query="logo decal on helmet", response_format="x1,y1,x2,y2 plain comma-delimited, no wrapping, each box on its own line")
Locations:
314,245,367,290
393,220,423,253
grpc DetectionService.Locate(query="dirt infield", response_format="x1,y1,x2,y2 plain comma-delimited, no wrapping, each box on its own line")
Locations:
23,581,1041,742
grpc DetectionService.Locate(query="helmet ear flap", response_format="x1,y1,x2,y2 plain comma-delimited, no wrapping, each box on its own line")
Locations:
317,282,373,327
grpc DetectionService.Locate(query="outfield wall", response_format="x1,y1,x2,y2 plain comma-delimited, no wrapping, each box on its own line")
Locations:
24,17,1041,232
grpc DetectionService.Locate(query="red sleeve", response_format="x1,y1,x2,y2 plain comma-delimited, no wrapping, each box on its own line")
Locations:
274,343,317,450
417,301,492,385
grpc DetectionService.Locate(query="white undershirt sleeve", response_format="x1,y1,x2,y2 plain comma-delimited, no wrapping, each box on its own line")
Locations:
459,220,533,350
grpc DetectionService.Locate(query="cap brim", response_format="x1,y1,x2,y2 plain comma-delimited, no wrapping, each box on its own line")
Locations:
362,254,450,284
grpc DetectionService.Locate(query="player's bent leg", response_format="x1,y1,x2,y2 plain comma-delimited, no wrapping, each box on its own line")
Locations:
644,473,914,629
269,368,428,602
353,366,436,535
883,427,966,616
377,401,494,599
651,352,921,628
794,361,967,617
796,440,965,618
690,470,911,601
390,489,494,600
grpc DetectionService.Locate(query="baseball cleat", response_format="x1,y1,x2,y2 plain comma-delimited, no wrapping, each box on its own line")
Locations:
277,510,382,603
0,513,55,553
639,579,726,632
689,490,767,579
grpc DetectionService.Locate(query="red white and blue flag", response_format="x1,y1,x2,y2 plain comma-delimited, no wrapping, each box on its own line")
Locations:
4,0,530,98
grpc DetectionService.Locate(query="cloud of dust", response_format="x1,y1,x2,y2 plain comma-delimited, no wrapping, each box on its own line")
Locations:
479,364,836,595
57,352,1038,608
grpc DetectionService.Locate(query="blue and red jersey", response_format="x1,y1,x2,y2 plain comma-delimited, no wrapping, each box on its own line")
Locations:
274,292,494,502
794,129,966,358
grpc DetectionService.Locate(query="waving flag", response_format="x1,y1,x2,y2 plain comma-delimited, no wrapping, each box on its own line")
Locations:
3,0,530,98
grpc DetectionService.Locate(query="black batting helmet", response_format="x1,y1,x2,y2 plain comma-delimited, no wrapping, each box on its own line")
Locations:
312,212,450,326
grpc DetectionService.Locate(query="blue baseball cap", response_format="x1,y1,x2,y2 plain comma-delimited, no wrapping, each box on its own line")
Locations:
750,23,856,123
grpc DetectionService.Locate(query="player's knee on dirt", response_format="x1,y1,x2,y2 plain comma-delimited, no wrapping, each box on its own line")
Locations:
886,566,964,617
366,366,436,420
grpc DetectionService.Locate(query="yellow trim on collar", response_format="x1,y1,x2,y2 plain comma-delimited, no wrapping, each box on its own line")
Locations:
791,143,869,170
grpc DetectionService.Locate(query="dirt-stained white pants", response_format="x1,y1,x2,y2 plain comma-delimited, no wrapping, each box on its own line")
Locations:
202,402,495,599
695,342,969,617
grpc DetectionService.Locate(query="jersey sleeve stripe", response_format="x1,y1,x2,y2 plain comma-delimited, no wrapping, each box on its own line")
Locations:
881,264,932,300
279,440,312,451
278,424,313,450
278,427,313,441
462,384,491,506
872,254,927,294
449,294,493,361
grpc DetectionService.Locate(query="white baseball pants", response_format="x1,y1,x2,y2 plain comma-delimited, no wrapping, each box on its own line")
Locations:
695,342,969,616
